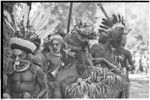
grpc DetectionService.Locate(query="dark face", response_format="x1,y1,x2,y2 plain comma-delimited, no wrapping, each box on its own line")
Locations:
11,49,28,67
115,26,124,33
77,25,97,42
51,40,61,52
121,35,127,47
107,28,123,48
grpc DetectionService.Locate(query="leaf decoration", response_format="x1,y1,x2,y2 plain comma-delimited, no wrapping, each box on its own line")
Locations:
65,65,130,98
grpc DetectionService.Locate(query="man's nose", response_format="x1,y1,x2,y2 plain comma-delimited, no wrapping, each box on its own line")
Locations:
15,56,19,61
14,56,20,65
54,45,57,48
16,55,19,60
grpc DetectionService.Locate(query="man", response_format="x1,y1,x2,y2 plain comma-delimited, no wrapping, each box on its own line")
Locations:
91,13,133,98
45,34,64,75
30,37,47,73
44,34,64,98
113,35,134,98
115,35,134,78
3,37,47,98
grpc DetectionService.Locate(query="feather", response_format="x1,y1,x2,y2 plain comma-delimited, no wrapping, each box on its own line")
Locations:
102,18,107,22
112,14,118,24
38,14,55,32
38,20,60,38
121,16,125,26
4,18,15,32
65,66,129,98
3,10,16,31
3,10,12,23
13,5,19,31
36,8,52,30
33,11,45,30
36,14,48,30
101,21,111,28
30,9,43,29
102,18,113,27
23,4,30,28
29,9,40,25
118,14,121,23
99,25,109,29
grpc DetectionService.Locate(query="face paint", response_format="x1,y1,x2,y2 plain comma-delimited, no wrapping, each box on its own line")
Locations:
12,49,28,66
11,49,29,72
52,40,61,52
13,49,22,55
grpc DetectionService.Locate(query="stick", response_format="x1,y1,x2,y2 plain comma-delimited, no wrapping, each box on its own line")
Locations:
26,3,32,37
97,3,112,24
67,3,73,34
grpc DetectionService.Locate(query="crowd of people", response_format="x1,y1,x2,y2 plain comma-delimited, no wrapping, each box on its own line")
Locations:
132,51,149,74
3,9,140,98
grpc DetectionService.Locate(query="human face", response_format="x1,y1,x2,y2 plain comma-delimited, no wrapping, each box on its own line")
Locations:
52,40,61,52
115,26,124,33
11,49,28,65
121,35,127,46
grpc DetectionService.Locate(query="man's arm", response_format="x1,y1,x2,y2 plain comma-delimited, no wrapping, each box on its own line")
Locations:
63,47,76,57
127,51,135,71
91,43,105,58
3,74,11,98
36,67,47,98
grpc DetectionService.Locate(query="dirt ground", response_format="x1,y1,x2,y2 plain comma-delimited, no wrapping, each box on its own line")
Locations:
129,74,149,98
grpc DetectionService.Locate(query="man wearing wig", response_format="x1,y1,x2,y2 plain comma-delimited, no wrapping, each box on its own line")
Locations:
45,34,64,97
3,37,47,98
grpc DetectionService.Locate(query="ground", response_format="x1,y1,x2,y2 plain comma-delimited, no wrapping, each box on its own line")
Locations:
129,73,149,98
0,73,149,98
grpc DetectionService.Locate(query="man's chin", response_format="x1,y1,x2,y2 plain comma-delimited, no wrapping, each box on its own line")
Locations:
53,49,59,52
13,61,30,72
15,61,28,68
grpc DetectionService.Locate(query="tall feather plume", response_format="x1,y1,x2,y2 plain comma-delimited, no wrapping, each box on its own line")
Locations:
3,10,16,32
121,16,125,26
12,5,19,31
99,25,109,29
4,3,60,40
118,14,121,23
99,13,126,33
112,14,118,24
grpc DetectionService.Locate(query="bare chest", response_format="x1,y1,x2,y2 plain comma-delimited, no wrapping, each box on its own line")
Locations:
10,70,35,82
9,69,36,92
46,53,61,66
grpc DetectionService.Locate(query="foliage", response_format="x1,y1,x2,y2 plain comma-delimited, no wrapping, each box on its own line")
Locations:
65,65,129,98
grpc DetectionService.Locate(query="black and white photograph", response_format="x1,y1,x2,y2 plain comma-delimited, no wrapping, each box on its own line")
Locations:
1,0,149,99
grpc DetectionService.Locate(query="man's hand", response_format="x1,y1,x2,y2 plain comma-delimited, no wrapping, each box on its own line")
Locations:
23,92,32,98
3,93,10,98
68,52,76,57
36,67,47,98
63,48,76,57
92,57,106,63
128,66,135,71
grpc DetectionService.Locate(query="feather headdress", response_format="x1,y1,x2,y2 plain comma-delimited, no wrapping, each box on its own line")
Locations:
99,14,125,34
97,3,131,47
3,3,59,41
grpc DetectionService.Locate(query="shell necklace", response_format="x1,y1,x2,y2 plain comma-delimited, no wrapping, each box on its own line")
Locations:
13,61,30,72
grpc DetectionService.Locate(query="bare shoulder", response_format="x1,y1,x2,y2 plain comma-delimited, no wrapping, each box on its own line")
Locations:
91,43,104,51
31,63,44,74
35,66,44,73
122,48,131,56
